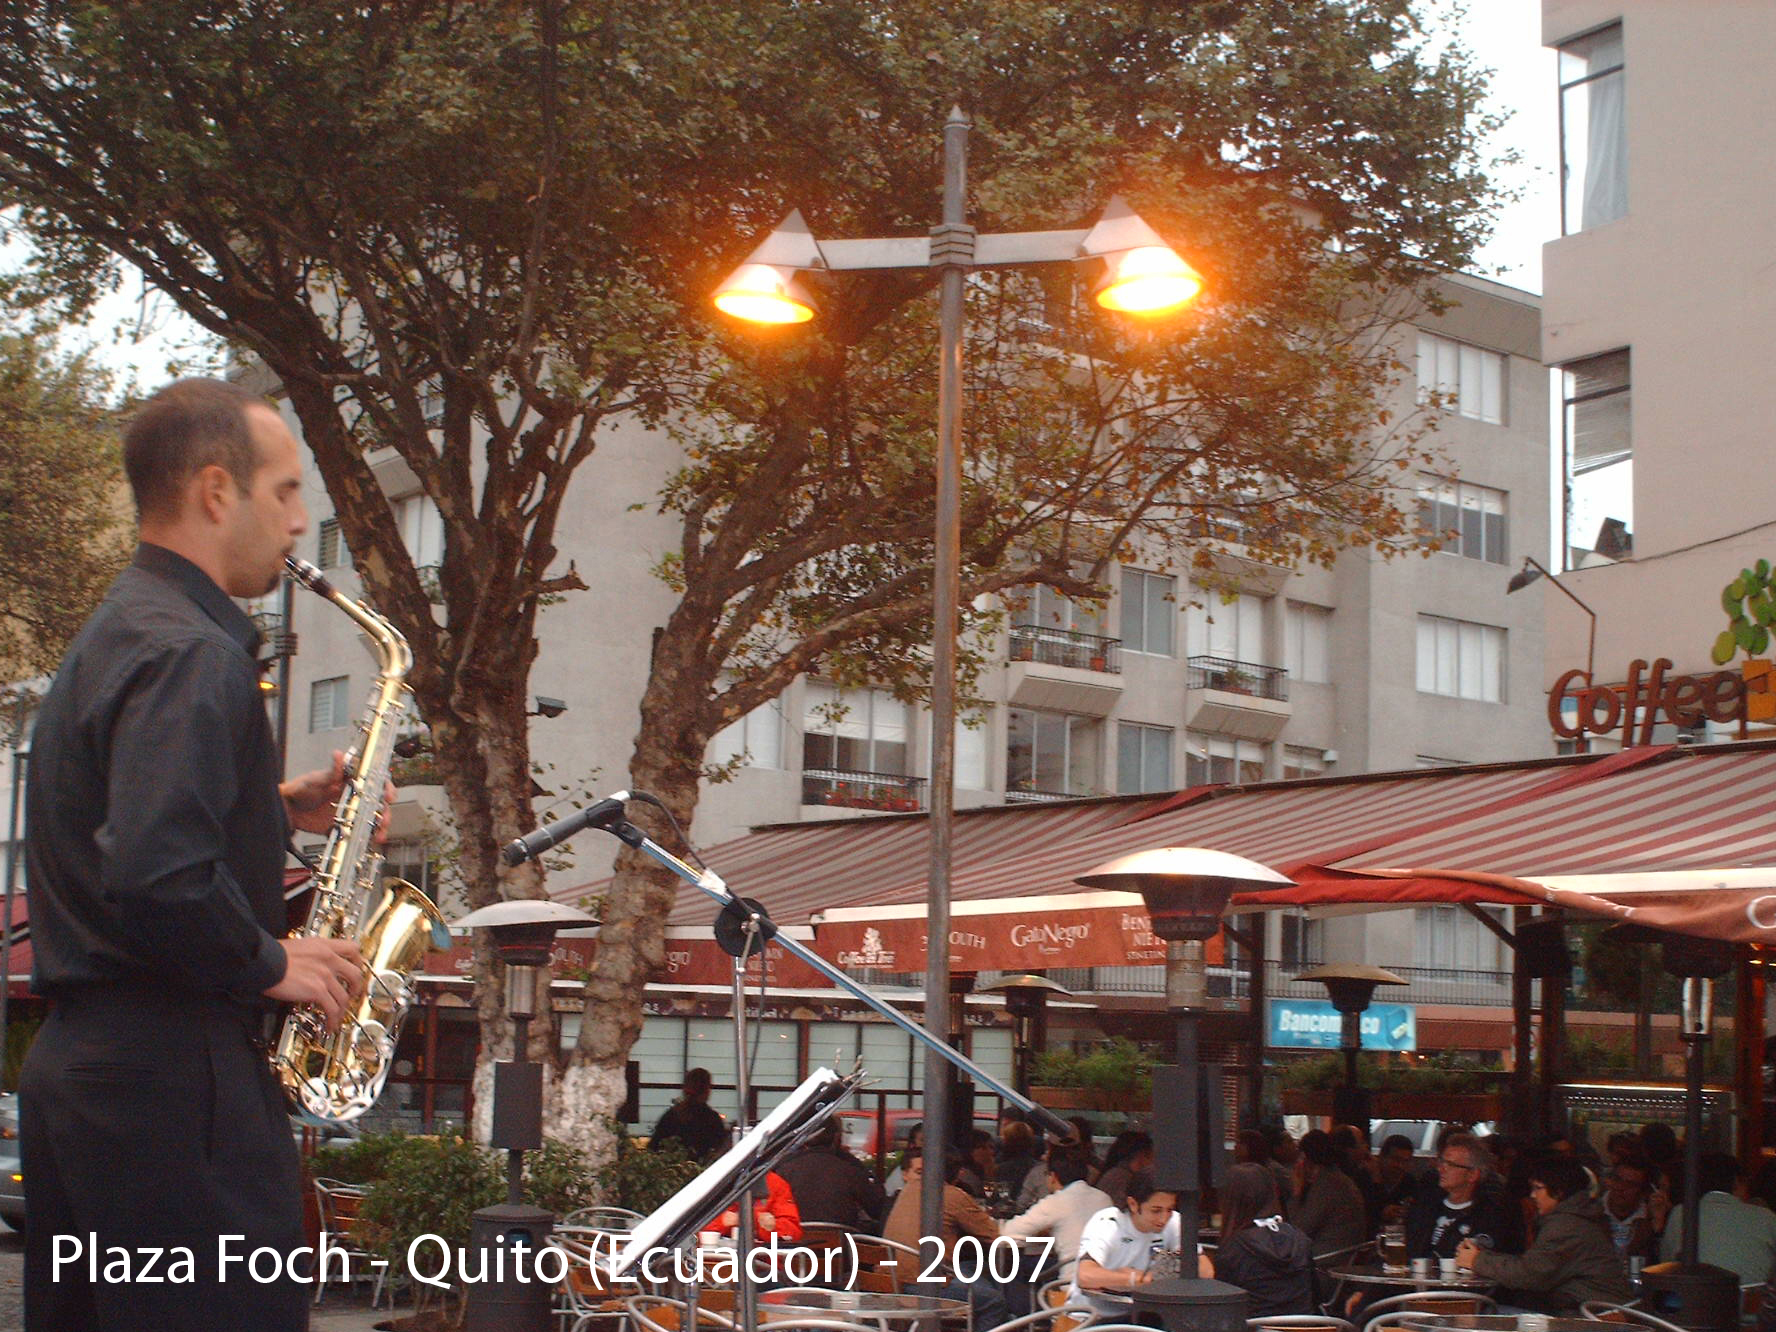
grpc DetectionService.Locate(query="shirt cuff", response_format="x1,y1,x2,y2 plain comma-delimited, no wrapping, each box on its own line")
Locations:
230,929,288,999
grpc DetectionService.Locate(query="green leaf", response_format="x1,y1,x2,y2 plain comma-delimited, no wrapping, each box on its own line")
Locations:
1713,631,1739,665
1725,586,1746,616
1737,619,1762,651
1754,625,1770,656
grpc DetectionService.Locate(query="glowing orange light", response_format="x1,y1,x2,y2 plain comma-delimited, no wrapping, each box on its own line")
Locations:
1094,246,1205,316
712,264,817,325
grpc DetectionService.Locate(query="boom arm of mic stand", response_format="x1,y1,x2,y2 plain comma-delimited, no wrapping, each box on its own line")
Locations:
608,821,1072,1138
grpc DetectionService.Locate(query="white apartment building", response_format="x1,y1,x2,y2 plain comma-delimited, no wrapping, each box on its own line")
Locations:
1537,1,1776,699
251,273,1549,984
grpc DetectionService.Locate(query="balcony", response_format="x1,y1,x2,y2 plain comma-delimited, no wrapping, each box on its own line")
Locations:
1185,655,1291,741
802,768,927,813
1006,627,1124,717
1003,786,1079,805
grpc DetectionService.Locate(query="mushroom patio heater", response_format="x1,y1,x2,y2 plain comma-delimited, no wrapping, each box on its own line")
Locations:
1293,962,1407,1137
453,899,598,1332
1075,848,1292,1332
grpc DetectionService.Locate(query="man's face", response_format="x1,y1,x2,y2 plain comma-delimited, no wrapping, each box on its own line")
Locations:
904,1155,923,1185
1129,1191,1177,1235
1380,1145,1415,1183
1437,1148,1480,1203
1606,1165,1648,1212
219,405,307,598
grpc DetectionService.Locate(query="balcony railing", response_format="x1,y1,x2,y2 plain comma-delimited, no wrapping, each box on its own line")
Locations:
803,768,927,812
1008,626,1121,674
1004,787,1079,805
1044,961,1516,1008
1187,655,1289,702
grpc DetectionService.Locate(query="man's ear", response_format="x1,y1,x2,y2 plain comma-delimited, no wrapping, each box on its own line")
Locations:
191,463,236,523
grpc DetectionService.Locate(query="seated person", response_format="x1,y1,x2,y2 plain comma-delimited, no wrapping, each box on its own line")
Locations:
1069,1170,1183,1318
884,1150,1010,1328
1407,1133,1522,1259
1001,1149,1114,1282
776,1121,886,1233
1208,1163,1314,1318
1658,1151,1776,1284
1457,1156,1631,1313
1292,1129,1367,1259
716,1170,804,1243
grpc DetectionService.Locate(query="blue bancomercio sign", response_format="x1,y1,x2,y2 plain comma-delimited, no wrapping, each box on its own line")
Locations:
1266,998,1416,1051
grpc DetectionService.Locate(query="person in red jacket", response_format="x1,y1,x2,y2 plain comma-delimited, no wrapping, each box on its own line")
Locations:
718,1171,803,1242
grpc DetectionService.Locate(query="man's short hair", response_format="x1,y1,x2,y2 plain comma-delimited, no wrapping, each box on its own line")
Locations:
1049,1150,1094,1188
1125,1169,1169,1207
1699,1151,1743,1197
1442,1133,1493,1174
1381,1134,1417,1158
123,378,266,521
1002,1121,1035,1155
1532,1155,1590,1202
683,1067,713,1097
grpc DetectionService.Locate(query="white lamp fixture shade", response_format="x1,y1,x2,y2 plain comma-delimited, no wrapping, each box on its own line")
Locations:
1093,245,1205,315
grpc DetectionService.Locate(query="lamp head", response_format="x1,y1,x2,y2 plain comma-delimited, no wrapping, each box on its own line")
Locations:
1294,962,1407,1015
1075,846,1292,942
713,209,824,325
452,899,599,967
977,973,1072,1017
531,696,568,719
1079,195,1204,318
1505,558,1544,595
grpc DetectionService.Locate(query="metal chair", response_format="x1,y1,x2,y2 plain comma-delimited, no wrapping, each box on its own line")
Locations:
1359,1290,1496,1332
552,1230,640,1332
851,1234,927,1293
311,1177,387,1308
982,1305,1102,1332
1036,1279,1096,1332
1248,1318,1360,1332
563,1204,646,1233
1579,1301,1691,1332
621,1294,741,1332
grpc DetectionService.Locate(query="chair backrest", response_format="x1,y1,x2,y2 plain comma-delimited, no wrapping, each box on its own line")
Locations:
1248,1318,1359,1332
1579,1302,1689,1332
313,1179,367,1238
980,1305,1102,1332
1360,1290,1496,1332
624,1295,739,1332
1037,1282,1093,1332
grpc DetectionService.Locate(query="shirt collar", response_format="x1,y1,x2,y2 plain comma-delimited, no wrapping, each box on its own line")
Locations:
134,543,263,655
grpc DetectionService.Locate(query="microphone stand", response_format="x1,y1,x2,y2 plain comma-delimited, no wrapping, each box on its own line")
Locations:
598,819,1072,1137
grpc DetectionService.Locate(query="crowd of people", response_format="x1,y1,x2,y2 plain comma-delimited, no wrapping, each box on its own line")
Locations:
650,1075,1776,1325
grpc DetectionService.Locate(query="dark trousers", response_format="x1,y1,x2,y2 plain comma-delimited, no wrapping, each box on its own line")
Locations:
20,987,308,1332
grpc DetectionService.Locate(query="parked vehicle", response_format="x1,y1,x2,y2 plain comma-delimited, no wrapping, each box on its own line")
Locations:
0,1093,22,1232
836,1108,997,1161
1369,1117,1496,1158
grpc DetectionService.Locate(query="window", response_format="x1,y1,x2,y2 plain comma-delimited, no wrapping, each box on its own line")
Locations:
915,708,991,790
1279,910,1324,968
1416,333,1505,425
1562,350,1632,564
1184,735,1266,786
709,698,785,770
1188,590,1267,664
1416,477,1507,564
309,676,351,731
1284,602,1331,683
803,684,907,776
1416,754,1465,769
1282,745,1326,780
391,493,444,568
1016,585,1105,636
317,517,347,571
1559,23,1626,234
1006,709,1097,796
1415,904,1508,972
1416,615,1504,702
1117,723,1173,794
1119,568,1175,656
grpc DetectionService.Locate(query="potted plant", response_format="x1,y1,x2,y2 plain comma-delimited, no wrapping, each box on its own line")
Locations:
1031,1039,1157,1111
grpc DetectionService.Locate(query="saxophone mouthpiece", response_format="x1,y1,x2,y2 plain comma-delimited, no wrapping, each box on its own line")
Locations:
285,555,336,599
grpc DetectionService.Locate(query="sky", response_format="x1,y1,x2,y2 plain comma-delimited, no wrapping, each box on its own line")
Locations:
14,0,1561,389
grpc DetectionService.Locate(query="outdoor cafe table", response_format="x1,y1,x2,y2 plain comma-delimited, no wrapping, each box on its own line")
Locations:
757,1286,971,1332
1392,1315,1613,1332
1327,1265,1497,1292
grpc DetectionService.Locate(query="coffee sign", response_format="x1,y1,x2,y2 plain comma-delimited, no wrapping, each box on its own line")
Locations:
1548,657,1746,744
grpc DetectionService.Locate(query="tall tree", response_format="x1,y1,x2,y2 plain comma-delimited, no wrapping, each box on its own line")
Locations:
0,325,126,706
0,0,1502,1146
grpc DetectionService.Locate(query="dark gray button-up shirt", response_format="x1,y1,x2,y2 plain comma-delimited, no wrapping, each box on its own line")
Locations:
26,543,289,1000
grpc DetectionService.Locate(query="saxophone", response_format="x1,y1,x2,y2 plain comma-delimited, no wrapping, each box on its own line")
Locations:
273,555,450,1125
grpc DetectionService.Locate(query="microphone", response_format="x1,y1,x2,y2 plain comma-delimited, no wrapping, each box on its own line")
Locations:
501,791,632,866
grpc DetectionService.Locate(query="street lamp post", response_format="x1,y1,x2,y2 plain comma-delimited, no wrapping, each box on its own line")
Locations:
1293,963,1407,1137
1076,846,1290,1321
716,109,1202,1242
977,974,1072,1095
452,899,599,1332
1507,554,1597,751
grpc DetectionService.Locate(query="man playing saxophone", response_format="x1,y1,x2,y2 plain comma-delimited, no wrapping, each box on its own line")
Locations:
22,378,366,1331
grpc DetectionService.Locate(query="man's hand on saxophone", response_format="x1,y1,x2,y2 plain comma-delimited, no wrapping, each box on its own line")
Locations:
265,936,367,1028
279,749,399,841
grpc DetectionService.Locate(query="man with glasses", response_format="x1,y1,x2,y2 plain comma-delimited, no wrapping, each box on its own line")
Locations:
1407,1134,1522,1260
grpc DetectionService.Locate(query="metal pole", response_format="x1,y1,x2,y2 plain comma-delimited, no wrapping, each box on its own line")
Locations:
507,1009,529,1206
1680,978,1708,1269
732,944,758,1332
1,744,25,1088
921,104,970,1250
274,571,294,775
